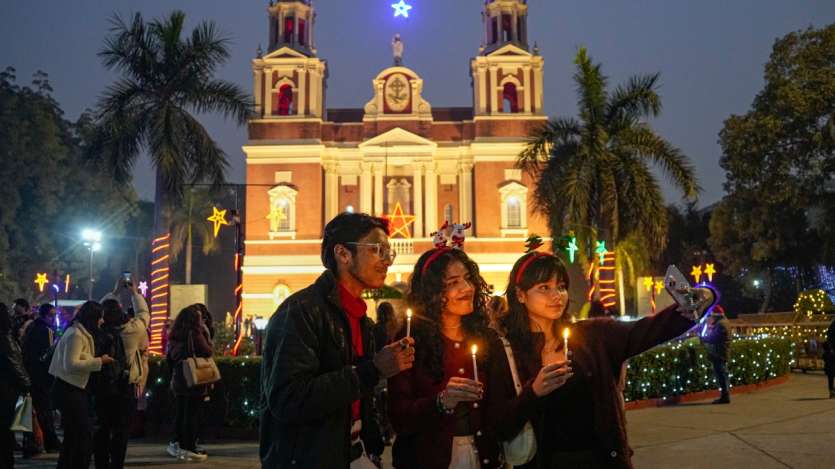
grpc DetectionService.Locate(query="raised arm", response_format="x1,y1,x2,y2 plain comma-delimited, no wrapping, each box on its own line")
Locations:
603,305,695,367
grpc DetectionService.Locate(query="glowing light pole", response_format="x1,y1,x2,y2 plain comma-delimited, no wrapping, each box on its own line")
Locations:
81,229,102,299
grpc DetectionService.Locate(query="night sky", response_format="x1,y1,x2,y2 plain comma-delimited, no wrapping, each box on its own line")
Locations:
3,0,833,207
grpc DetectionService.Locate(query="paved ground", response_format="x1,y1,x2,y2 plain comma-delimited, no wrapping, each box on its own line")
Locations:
15,373,834,468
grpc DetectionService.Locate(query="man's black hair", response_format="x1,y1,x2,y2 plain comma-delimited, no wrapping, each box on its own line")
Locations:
38,303,54,318
321,212,390,274
13,298,29,311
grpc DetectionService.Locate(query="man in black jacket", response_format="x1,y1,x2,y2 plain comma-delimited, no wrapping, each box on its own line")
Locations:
701,305,731,404
22,304,61,452
259,213,415,468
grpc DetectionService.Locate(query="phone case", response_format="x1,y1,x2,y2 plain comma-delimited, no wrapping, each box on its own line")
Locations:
664,265,697,310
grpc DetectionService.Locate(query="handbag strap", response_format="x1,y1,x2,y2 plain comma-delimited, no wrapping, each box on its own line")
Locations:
500,336,524,396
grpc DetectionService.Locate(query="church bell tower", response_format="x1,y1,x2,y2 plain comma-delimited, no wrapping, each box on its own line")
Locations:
252,0,327,119
471,0,544,117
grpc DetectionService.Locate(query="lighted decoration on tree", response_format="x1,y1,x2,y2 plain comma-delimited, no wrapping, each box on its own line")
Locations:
391,0,412,18
704,263,717,282
207,206,231,238
386,202,416,238
690,265,703,283
793,289,835,319
566,236,579,264
595,241,608,266
34,273,49,293
138,281,149,297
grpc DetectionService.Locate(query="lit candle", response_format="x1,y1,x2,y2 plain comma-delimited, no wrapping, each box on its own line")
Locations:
406,309,412,339
471,344,479,382
563,327,570,358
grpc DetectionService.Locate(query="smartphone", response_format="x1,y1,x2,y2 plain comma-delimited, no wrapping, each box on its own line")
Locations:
122,271,132,284
664,265,696,310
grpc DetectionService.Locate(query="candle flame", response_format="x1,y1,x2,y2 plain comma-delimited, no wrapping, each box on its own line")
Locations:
406,308,412,319
563,328,570,339
471,344,478,355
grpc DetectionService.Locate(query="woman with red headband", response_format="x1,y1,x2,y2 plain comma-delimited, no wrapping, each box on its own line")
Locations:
486,251,714,469
388,246,503,469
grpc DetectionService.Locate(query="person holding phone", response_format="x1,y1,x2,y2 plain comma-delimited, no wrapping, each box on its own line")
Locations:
488,252,714,469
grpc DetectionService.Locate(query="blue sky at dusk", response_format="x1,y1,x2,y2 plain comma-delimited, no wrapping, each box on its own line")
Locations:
2,0,833,207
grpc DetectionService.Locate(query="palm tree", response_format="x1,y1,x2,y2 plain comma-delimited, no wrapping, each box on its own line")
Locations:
88,11,251,349
168,187,221,285
519,48,699,311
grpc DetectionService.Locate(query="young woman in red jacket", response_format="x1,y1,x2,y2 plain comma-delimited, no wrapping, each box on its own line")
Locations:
388,247,503,469
487,252,712,469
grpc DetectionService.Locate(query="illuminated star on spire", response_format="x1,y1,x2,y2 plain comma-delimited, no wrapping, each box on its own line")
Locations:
391,0,412,18
207,206,230,238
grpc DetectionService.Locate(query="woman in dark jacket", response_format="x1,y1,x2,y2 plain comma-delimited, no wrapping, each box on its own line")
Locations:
0,302,32,468
166,305,213,462
388,247,502,469
487,253,711,469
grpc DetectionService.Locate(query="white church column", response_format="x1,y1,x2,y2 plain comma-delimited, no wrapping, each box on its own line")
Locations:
523,65,532,114
413,165,424,238
360,163,372,214
263,69,273,117
425,165,438,234
374,164,384,216
458,163,473,233
324,163,339,221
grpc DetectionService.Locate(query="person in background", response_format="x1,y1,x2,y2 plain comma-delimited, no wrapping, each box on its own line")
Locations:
824,317,835,398
166,306,213,462
11,299,32,344
374,301,399,346
49,301,114,469
486,295,509,335
0,302,32,468
21,303,61,453
701,305,731,404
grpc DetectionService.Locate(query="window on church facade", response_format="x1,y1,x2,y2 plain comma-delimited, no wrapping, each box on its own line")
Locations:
491,17,498,44
284,17,295,43
503,83,519,113
276,199,291,231
386,178,412,214
298,19,306,45
502,14,512,42
444,204,454,223
506,197,521,228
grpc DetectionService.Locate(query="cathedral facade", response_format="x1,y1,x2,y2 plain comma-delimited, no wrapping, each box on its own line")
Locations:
242,0,550,319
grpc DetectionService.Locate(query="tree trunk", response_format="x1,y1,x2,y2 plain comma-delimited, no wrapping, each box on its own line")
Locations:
185,226,193,284
758,269,772,313
616,265,626,316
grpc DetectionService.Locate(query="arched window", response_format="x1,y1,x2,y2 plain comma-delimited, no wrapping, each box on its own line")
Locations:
503,83,519,113
276,199,291,231
284,17,295,43
298,19,307,46
275,84,294,116
502,14,512,42
507,196,521,228
267,184,298,239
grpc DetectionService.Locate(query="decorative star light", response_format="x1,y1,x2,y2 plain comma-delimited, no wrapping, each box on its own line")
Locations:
391,0,412,18
654,280,665,295
566,237,579,264
266,205,287,231
34,273,49,292
207,206,230,238
704,263,717,282
595,241,608,266
643,277,654,292
138,281,149,297
690,265,703,283
386,202,416,238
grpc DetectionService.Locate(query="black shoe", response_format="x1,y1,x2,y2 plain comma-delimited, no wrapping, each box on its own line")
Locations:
712,396,731,404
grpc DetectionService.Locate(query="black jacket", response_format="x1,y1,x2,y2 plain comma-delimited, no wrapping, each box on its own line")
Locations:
701,316,730,361
22,317,54,387
259,271,383,468
0,330,31,408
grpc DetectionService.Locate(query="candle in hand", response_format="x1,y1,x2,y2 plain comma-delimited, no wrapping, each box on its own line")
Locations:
406,309,413,339
471,344,479,382
562,327,570,358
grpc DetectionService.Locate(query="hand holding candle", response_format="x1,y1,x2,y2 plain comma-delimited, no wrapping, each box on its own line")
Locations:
405,308,412,339
562,327,570,358
471,344,479,382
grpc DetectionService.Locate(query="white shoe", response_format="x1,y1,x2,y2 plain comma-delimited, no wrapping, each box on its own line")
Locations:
179,449,208,462
166,442,180,458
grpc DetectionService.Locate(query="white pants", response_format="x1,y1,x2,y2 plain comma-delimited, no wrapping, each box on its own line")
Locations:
449,435,479,469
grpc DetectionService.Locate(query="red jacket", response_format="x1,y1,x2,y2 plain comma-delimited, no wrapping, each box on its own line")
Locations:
487,305,694,469
389,331,503,469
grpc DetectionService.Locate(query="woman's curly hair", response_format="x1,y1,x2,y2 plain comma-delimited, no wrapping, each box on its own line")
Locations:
407,248,492,382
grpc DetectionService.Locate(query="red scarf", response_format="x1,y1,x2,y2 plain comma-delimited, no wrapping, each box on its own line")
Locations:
337,283,367,421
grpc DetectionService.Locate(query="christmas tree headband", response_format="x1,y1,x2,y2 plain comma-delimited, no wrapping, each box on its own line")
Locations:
515,234,549,284
421,221,470,275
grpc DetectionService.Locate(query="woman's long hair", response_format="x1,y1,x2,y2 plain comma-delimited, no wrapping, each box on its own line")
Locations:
73,301,104,334
192,303,214,339
169,305,202,342
501,253,571,369
407,248,492,382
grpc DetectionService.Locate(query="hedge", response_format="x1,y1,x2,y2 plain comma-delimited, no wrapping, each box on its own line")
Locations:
142,337,792,434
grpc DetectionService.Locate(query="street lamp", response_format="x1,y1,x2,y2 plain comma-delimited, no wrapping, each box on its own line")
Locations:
253,317,269,355
82,229,102,299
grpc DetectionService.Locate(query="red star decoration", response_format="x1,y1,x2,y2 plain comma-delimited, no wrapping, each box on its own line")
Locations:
385,202,416,239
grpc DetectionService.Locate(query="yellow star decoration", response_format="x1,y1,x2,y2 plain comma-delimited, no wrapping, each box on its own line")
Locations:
266,205,287,231
34,273,49,292
386,202,416,239
690,265,703,283
654,280,665,295
704,263,717,282
643,278,654,292
207,206,230,238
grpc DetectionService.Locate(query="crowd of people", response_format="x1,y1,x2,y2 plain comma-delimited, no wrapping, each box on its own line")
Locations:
258,212,719,469
0,278,221,467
